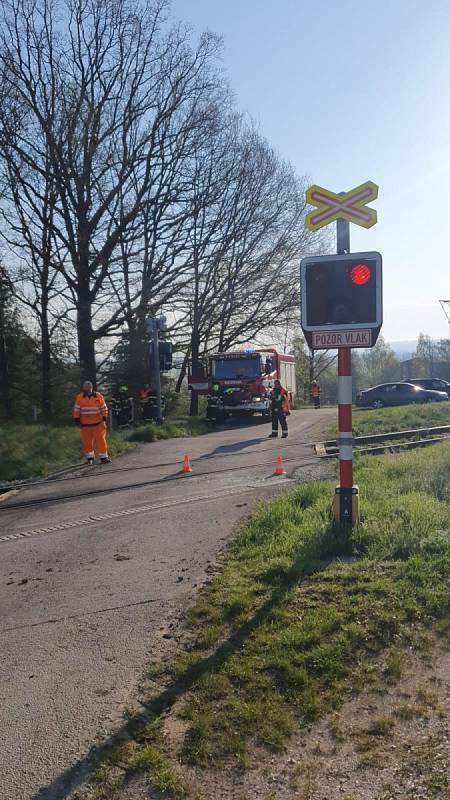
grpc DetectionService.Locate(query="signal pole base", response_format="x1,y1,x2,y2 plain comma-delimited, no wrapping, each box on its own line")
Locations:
333,485,360,526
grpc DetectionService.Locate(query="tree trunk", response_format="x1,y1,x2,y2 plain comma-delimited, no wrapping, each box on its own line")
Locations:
128,321,147,398
175,354,188,393
0,301,12,417
77,291,97,385
40,303,52,419
189,333,200,416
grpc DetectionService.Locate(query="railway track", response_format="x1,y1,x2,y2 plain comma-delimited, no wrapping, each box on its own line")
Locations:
0,445,321,513
2,424,449,514
316,424,450,457
0,436,321,496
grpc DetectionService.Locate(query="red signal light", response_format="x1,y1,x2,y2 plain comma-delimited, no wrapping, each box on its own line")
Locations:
350,263,371,286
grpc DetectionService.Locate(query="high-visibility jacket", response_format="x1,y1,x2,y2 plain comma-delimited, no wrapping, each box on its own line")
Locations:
73,392,108,426
271,387,290,414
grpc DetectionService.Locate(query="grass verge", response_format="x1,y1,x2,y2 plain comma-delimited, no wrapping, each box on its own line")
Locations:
349,403,450,437
80,442,450,797
0,415,209,482
127,416,209,444
0,423,137,482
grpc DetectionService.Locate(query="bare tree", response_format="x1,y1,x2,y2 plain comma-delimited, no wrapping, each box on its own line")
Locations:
0,0,222,382
102,102,224,395
174,119,319,412
0,137,70,416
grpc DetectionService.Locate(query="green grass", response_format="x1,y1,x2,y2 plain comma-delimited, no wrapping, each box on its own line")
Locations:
0,423,136,482
350,403,450,437
383,650,404,683
0,413,209,482
127,416,209,443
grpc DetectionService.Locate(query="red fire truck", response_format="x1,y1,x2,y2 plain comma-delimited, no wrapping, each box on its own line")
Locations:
188,348,296,422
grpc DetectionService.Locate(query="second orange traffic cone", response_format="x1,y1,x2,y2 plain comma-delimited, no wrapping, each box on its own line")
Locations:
274,455,286,476
181,454,192,474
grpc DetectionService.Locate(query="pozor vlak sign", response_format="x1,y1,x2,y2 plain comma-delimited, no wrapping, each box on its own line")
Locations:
300,251,383,350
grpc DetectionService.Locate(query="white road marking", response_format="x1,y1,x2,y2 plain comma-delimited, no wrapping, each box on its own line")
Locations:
0,479,293,544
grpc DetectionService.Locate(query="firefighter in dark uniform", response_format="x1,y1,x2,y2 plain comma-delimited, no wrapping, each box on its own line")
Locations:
269,379,289,438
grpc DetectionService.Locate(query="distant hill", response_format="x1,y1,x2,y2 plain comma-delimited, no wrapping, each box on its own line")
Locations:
389,341,417,360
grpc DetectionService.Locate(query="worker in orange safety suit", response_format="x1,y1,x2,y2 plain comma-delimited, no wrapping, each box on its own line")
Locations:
73,381,111,465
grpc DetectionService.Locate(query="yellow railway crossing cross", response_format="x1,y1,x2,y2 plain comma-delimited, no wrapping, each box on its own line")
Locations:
305,180,379,231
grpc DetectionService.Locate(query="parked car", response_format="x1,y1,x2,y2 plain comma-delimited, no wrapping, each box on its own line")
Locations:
404,378,450,397
355,382,449,409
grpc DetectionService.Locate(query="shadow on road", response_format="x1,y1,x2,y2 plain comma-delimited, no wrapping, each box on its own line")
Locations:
210,415,269,431
199,436,265,458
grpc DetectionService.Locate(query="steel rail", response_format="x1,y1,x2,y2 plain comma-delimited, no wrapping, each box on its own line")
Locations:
0,454,322,513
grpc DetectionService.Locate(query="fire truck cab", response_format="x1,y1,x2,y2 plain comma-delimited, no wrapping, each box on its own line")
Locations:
188,348,296,422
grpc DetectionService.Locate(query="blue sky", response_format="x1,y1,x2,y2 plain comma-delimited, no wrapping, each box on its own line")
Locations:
171,0,450,341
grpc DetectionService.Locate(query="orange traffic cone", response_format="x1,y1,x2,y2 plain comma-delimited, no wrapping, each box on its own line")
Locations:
274,455,286,476
181,454,192,474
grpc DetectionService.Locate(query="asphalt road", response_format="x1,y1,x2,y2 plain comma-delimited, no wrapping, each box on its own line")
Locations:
0,409,335,800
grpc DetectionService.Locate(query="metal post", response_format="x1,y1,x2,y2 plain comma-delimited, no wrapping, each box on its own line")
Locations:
334,217,358,524
337,347,354,522
152,322,162,423
336,217,350,255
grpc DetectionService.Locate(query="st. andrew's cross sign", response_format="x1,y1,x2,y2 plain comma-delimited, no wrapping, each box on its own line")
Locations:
305,180,378,231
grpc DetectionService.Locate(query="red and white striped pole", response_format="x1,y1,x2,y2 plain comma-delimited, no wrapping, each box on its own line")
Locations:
338,347,353,489
335,217,358,524
337,347,355,522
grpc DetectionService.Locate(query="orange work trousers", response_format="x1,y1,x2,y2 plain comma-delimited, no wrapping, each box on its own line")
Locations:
80,422,108,458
